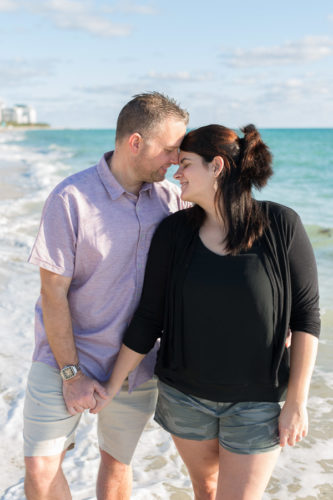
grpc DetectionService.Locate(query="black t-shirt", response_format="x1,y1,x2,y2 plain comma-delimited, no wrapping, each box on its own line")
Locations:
178,236,274,399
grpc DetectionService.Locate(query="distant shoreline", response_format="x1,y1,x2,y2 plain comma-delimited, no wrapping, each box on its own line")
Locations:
0,124,51,132
1,126,332,133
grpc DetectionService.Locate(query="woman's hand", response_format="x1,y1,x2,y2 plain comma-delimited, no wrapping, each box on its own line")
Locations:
89,345,146,415
278,401,308,447
89,387,113,414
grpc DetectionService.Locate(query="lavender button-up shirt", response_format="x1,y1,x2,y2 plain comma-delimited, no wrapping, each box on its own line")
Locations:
28,151,186,391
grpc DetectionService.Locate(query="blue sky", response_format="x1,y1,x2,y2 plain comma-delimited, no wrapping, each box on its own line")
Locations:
1,0,332,128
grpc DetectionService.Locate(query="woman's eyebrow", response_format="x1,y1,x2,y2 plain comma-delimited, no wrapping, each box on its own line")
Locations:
180,157,191,164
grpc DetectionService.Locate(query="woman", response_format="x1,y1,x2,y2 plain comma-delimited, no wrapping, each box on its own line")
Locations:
92,124,320,499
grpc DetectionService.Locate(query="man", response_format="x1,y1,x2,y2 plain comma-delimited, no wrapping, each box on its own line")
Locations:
24,92,189,499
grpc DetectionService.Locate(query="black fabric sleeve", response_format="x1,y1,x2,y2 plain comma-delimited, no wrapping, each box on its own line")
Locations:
123,217,172,354
288,215,321,337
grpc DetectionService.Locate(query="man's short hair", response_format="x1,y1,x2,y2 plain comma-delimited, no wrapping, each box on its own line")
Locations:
116,92,189,142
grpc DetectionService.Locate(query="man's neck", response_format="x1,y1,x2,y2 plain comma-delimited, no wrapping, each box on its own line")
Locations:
108,150,143,196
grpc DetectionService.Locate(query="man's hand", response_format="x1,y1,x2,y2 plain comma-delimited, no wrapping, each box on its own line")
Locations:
63,372,108,415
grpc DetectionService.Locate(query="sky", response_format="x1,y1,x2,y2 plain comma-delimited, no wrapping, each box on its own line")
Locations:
0,0,332,128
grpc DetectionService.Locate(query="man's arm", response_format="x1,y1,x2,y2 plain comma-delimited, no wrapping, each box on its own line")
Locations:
40,268,107,415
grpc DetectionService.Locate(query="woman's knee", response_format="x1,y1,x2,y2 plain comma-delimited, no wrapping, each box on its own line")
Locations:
191,473,218,500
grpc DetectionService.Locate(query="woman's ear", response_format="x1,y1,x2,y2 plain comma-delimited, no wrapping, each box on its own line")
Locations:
212,156,224,177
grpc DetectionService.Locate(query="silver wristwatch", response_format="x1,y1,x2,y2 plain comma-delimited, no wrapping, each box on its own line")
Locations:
60,363,81,381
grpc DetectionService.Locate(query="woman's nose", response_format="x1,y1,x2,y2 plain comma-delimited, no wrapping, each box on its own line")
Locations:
173,166,182,179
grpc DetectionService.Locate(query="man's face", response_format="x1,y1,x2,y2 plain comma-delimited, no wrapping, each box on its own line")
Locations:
135,117,187,183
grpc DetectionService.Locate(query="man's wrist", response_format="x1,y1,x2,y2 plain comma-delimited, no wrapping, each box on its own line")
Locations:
60,363,81,381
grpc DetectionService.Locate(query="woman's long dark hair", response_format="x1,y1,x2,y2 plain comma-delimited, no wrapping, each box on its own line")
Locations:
180,124,273,255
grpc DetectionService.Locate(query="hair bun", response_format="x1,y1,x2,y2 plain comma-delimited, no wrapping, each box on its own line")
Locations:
242,124,257,136
239,124,273,189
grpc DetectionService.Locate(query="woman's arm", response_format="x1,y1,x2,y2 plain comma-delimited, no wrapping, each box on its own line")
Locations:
279,330,318,446
278,212,320,446
122,215,174,352
90,345,144,413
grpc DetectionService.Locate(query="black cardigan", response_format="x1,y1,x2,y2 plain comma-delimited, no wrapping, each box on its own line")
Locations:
124,202,320,401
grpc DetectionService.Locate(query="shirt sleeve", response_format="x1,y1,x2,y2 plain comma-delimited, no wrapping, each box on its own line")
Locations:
28,192,77,277
123,217,172,354
288,215,321,337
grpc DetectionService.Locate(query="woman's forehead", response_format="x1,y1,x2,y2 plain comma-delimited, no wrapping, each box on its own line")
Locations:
179,150,199,160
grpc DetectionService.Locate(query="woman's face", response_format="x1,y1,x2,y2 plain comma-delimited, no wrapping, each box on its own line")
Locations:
174,151,217,205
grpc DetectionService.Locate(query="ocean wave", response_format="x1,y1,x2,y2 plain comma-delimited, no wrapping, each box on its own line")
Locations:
0,131,26,144
305,224,333,248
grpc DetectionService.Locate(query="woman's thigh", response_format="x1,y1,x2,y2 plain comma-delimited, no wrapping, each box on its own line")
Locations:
216,445,281,500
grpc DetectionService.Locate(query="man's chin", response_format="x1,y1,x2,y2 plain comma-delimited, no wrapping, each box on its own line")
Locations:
151,173,166,183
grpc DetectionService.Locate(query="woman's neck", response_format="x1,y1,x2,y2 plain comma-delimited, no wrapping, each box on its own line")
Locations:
200,201,226,230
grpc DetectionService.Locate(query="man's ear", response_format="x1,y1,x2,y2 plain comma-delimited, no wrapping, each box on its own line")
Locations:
212,156,224,177
128,133,143,154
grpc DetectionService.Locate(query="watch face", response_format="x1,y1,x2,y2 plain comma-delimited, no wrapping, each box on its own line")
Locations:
60,364,80,380
63,367,75,378
61,365,78,380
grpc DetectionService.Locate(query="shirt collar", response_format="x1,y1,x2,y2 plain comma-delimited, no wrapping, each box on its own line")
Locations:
97,151,153,200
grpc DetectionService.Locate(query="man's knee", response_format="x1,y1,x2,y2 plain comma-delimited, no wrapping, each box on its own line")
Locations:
97,449,132,500
25,455,63,487
99,448,130,474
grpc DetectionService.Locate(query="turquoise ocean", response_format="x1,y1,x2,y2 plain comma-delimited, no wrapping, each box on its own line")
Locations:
0,128,332,499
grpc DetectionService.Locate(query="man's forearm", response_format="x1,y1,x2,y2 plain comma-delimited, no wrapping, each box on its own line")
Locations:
39,268,107,414
41,289,78,368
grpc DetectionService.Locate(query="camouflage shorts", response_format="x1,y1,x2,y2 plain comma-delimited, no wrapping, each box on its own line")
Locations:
154,380,281,455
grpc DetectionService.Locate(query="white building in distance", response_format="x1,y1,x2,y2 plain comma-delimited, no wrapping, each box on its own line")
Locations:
1,104,37,125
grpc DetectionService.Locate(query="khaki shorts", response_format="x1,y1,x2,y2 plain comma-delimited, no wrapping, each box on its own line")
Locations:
23,362,157,464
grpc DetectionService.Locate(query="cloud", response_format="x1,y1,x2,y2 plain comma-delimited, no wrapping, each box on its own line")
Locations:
31,0,131,37
1,0,131,37
0,58,56,87
259,76,332,104
0,0,155,38
220,36,333,67
75,83,140,95
0,0,18,11
146,71,214,82
76,72,214,95
119,4,158,15
104,2,159,15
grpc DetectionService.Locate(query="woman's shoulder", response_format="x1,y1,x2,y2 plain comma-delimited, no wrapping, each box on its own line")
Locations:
158,207,194,230
258,200,300,225
152,208,196,246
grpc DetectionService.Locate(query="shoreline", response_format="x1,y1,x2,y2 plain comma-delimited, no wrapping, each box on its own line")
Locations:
0,126,51,132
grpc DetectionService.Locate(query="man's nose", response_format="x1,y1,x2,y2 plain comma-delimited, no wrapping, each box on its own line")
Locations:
170,149,179,164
